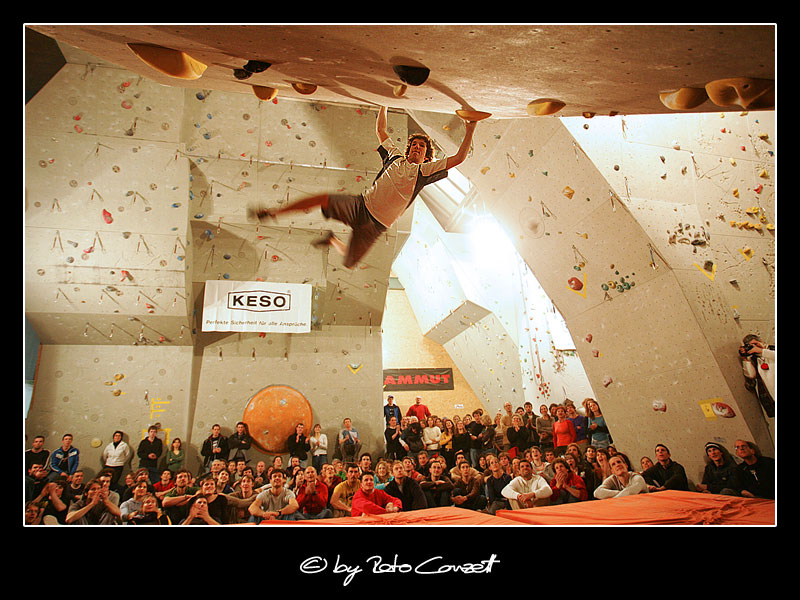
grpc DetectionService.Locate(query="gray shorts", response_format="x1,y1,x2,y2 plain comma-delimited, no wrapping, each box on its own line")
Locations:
322,194,387,268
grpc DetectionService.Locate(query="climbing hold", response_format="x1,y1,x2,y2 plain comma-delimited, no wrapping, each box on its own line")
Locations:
584,334,593,343
711,402,736,418
602,375,613,387
567,277,583,291
705,77,774,110
527,98,566,116
252,85,278,101
659,86,708,110
292,82,317,95
128,43,207,80
652,399,667,412
456,109,492,122
244,60,271,73
392,64,430,86
102,209,113,224
393,83,408,97
562,186,575,199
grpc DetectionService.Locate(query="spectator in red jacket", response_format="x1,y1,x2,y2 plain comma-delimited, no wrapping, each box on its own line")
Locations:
351,471,402,516
549,457,588,504
406,396,431,422
552,406,577,457
295,466,333,519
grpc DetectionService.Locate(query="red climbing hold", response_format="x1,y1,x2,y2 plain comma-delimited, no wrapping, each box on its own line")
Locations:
102,209,113,224
568,277,583,291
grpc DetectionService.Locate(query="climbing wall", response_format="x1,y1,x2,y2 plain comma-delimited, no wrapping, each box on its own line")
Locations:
25,64,193,347
25,59,397,473
394,197,595,417
382,288,484,417
412,107,774,482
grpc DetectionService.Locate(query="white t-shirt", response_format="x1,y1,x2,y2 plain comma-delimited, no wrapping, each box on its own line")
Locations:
501,474,553,501
364,138,448,227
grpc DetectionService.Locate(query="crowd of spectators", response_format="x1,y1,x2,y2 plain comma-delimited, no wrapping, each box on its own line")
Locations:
24,396,774,525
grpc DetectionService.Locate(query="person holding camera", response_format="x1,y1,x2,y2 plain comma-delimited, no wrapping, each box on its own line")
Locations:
739,334,775,418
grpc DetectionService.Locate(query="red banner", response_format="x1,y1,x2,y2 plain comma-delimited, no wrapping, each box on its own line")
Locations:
382,368,454,391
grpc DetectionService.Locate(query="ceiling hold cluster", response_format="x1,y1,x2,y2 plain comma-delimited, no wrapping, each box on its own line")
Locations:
659,77,774,111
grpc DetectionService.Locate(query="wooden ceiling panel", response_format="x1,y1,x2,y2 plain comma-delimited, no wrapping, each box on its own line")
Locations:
28,24,775,118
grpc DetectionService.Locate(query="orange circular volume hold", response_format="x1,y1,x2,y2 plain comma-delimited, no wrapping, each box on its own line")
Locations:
244,385,313,454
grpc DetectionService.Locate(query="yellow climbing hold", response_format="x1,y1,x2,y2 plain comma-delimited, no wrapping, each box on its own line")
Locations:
562,186,575,199
128,44,207,80
252,85,278,101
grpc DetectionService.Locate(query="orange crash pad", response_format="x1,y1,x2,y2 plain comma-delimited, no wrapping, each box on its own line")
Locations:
495,490,775,526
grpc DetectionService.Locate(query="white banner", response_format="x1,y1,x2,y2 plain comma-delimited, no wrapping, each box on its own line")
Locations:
202,280,312,333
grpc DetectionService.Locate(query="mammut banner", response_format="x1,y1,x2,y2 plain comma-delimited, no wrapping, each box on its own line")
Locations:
202,280,312,333
382,368,454,391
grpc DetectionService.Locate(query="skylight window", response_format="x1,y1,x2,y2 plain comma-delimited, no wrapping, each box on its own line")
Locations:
418,168,475,232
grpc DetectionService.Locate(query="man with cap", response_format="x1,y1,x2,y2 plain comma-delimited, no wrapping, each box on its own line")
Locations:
696,442,744,496
383,395,402,427
641,444,689,492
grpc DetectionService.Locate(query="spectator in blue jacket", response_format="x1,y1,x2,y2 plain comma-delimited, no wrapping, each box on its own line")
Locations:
49,434,79,481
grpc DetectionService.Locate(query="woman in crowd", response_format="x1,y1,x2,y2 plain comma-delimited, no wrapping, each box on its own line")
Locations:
552,406,577,456
452,419,472,460
166,437,185,475
585,399,611,449
535,404,554,451
373,460,394,490
439,418,455,469
422,416,442,458
595,447,613,481
309,423,329,473
493,411,506,454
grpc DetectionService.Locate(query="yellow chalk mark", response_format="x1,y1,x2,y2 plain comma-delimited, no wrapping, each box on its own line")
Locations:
567,272,587,298
694,262,717,281
698,398,722,420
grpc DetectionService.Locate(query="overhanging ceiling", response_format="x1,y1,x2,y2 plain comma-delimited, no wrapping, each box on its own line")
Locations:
27,24,775,118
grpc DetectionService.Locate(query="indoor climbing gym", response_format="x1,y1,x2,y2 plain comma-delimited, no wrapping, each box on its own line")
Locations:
24,24,776,538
